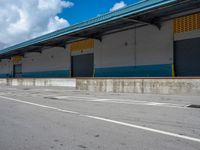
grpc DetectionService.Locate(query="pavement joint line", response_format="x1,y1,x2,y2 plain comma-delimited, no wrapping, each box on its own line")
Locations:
0,91,189,108
46,96,187,109
1,93,188,109
100,101,187,109
0,95,199,143
55,96,96,100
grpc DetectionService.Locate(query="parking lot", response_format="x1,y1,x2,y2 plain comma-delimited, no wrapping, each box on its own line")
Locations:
0,85,200,150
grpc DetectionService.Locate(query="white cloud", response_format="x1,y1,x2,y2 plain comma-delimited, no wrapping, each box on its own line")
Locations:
47,16,70,33
110,1,127,12
0,0,74,49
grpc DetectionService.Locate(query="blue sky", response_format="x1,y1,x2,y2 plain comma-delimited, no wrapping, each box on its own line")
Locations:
59,0,140,25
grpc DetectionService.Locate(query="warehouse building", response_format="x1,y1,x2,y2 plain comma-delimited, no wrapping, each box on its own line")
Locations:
0,0,200,78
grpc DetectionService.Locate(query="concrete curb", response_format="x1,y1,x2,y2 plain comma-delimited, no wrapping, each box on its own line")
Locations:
0,78,76,88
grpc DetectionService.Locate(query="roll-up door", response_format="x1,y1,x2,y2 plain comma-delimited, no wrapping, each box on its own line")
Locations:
13,64,22,78
71,53,94,77
174,37,200,76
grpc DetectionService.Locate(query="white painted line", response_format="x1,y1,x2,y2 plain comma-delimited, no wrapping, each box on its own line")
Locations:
0,96,80,115
85,115,200,143
0,95,199,143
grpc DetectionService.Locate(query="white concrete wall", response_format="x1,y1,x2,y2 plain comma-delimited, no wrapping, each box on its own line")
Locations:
136,21,173,65
94,20,173,68
0,59,12,76
0,47,70,77
22,47,70,73
94,29,136,68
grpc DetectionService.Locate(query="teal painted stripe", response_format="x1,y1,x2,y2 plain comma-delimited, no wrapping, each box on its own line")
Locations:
0,74,10,78
22,70,70,78
95,64,172,77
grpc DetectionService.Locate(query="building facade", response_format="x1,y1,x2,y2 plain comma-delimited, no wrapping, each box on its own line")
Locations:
0,0,200,78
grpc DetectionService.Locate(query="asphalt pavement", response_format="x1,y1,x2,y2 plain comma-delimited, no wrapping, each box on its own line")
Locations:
0,86,200,150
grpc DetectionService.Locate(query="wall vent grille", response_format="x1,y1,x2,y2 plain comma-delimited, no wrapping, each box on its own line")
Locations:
174,12,200,33
70,39,94,51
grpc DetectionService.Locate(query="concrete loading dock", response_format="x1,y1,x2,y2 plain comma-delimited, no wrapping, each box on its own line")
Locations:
0,78,200,96
0,0,200,78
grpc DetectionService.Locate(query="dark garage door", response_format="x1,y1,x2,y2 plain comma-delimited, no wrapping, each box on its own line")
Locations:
71,53,94,77
174,37,200,76
13,64,22,78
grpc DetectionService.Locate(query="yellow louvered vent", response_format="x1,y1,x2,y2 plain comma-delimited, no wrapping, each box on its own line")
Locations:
11,56,23,64
70,39,94,51
173,12,200,33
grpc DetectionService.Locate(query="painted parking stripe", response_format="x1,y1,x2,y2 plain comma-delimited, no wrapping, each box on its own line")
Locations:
0,95,199,143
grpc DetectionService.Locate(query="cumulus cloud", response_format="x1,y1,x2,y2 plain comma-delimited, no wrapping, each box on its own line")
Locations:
0,0,74,49
110,1,127,12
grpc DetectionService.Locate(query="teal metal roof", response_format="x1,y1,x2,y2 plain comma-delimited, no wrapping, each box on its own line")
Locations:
0,0,177,56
